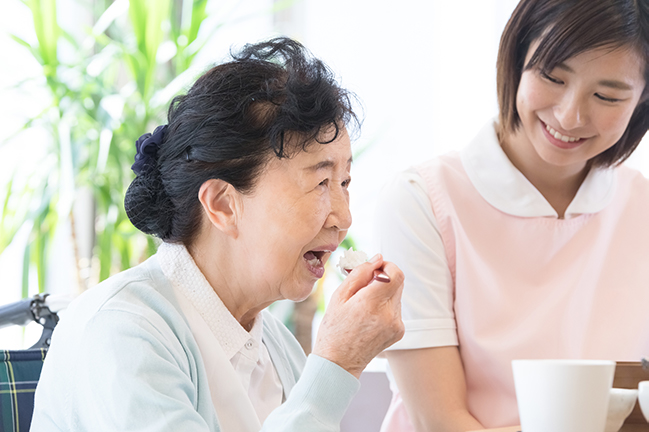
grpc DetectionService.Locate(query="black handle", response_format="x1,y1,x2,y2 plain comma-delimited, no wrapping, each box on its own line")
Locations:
0,298,35,329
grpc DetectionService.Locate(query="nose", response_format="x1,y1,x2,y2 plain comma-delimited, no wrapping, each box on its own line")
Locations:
554,90,588,131
325,186,352,231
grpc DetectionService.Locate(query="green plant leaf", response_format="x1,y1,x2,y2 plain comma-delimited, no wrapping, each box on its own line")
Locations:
5,0,274,299
271,0,300,12
27,0,60,72
9,34,33,51
9,34,43,65
31,209,48,294
92,0,129,37
127,0,171,99
0,179,15,250
60,29,80,50
22,243,31,299
97,208,117,281
187,0,208,45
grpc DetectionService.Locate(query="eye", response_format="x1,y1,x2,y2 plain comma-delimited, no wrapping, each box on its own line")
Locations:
318,178,329,187
540,71,564,85
341,178,351,188
595,93,622,103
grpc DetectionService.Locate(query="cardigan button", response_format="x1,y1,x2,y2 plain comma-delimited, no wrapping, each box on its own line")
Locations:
245,340,254,349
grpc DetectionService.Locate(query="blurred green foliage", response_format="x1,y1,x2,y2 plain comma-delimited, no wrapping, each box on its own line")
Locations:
0,0,269,295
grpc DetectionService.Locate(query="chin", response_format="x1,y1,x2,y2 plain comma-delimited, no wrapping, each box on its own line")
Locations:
289,283,318,303
536,143,587,168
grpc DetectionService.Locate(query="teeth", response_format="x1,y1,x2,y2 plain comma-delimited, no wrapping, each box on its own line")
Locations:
546,124,579,143
307,257,322,267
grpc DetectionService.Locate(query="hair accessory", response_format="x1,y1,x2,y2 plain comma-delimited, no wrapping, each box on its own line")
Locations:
131,125,168,176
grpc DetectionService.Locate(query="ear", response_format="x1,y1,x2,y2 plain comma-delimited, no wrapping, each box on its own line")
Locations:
198,179,241,238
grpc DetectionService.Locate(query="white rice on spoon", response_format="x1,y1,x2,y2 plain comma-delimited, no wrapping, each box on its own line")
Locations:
337,247,368,275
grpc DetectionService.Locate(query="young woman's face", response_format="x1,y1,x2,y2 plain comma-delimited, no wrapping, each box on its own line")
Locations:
514,41,645,171
236,128,352,302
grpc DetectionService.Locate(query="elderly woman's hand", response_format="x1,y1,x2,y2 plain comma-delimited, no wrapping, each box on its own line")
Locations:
312,254,405,379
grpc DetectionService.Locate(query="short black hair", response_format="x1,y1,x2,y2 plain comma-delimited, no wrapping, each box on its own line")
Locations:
497,0,649,168
124,37,359,244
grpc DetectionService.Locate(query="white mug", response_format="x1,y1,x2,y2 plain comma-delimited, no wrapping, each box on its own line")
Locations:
605,388,638,432
638,381,649,422
512,359,616,432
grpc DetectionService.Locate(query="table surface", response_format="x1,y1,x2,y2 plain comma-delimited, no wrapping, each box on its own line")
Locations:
471,425,649,432
468,427,520,432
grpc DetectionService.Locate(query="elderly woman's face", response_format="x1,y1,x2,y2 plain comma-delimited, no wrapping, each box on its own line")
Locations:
237,128,353,302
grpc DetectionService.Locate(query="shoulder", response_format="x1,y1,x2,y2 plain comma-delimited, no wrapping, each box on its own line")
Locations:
34,256,209,431
375,168,442,253
617,164,649,191
608,165,649,214
379,168,431,207
50,255,192,361
65,256,180,321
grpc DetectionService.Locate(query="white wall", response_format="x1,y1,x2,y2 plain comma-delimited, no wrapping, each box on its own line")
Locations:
294,0,521,252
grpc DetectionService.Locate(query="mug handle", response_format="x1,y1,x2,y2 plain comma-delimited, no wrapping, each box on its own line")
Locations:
638,381,649,422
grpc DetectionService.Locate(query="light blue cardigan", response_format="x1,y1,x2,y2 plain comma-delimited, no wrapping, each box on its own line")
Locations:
31,255,359,431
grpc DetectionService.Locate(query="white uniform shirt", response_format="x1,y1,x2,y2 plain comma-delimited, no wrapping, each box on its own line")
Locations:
376,121,617,351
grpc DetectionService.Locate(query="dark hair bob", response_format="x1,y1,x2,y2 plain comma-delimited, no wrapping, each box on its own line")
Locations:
497,0,649,168
124,37,359,244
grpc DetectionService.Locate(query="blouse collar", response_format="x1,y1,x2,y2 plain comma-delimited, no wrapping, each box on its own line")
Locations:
157,242,263,360
460,121,617,218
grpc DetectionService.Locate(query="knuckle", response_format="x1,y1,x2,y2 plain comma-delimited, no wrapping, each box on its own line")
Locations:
392,270,405,285
394,324,405,341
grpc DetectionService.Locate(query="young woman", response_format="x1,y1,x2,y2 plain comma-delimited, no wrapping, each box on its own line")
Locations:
377,0,649,430
31,38,405,432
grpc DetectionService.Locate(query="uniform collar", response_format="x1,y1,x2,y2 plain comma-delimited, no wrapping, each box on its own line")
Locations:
157,242,263,360
460,121,617,218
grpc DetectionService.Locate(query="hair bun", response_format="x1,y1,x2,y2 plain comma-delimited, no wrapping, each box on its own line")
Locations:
124,170,174,239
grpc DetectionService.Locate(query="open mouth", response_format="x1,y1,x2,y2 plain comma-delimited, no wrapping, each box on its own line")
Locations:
304,250,326,268
303,249,333,279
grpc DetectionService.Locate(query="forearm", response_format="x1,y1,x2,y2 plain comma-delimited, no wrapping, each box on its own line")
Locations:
405,391,483,432
386,347,483,432
261,354,360,432
414,408,483,432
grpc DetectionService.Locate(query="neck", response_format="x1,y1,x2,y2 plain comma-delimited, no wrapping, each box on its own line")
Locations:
187,233,272,331
500,128,589,218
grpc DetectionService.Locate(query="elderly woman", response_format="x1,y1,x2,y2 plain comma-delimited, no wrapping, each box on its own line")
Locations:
31,38,404,432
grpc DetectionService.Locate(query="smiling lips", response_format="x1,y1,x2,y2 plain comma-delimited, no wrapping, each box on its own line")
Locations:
541,120,588,149
545,123,582,143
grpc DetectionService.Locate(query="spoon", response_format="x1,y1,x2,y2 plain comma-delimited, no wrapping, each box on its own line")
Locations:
342,267,391,283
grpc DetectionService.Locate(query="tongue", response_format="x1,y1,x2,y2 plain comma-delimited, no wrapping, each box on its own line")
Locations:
304,251,317,260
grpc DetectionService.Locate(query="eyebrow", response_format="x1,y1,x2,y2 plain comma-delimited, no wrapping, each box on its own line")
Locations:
304,157,353,172
555,63,634,90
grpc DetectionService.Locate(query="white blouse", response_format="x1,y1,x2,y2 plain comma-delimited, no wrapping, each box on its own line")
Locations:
157,242,283,424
